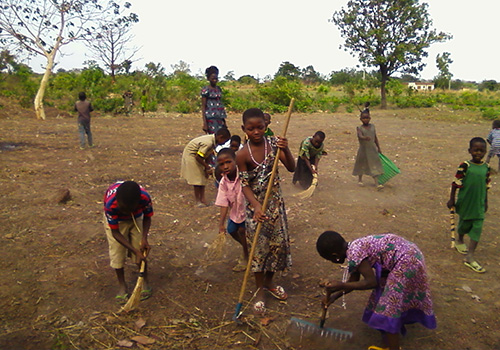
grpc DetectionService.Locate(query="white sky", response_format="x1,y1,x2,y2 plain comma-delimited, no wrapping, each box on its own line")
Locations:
29,0,500,82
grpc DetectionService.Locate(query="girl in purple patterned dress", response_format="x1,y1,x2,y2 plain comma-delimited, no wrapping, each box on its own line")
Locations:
201,66,227,134
316,231,436,350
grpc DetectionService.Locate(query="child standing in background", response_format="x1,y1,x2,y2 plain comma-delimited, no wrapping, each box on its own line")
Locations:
236,108,295,314
352,107,384,189
201,66,227,134
486,119,500,170
75,92,94,149
140,90,147,116
263,113,274,137
181,128,231,206
215,148,248,272
292,131,326,189
447,137,491,273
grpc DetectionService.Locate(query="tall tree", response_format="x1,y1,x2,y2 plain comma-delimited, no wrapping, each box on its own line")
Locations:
86,7,139,82
0,0,136,119
435,52,453,90
274,61,301,80
332,0,451,108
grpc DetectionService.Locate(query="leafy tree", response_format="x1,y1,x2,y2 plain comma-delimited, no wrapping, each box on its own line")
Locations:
170,60,191,75
301,65,322,84
86,5,139,82
332,0,451,108
0,0,136,120
274,61,301,80
238,75,259,85
478,80,498,92
435,52,453,89
223,71,235,81
0,50,18,74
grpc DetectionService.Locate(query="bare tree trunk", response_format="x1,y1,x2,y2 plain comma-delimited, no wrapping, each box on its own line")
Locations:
34,53,55,120
380,77,387,109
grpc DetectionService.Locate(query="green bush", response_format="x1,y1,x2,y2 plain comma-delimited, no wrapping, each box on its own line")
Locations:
93,98,123,113
480,107,500,120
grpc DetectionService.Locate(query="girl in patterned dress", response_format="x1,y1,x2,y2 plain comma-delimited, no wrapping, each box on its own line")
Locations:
236,108,295,314
201,66,227,134
316,231,436,350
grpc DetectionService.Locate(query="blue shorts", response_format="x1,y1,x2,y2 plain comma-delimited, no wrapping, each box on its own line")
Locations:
227,219,245,234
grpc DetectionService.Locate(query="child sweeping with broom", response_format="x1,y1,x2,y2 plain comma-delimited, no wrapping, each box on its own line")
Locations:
316,231,437,350
292,131,326,189
215,148,248,271
103,181,153,303
236,108,295,314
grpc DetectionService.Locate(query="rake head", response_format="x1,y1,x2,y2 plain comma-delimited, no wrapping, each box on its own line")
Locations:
290,317,353,341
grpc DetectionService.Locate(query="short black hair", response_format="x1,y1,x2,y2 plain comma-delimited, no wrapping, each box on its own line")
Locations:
230,135,241,144
116,181,141,212
205,66,219,79
79,92,86,101
469,137,487,148
316,231,346,261
242,108,265,124
314,131,326,139
492,120,500,129
217,147,236,160
215,127,231,139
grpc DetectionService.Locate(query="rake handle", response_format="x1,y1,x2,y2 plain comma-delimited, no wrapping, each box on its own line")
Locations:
320,290,331,328
233,98,295,320
450,207,456,248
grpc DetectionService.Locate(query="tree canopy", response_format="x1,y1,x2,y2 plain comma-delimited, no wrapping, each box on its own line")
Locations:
332,0,451,108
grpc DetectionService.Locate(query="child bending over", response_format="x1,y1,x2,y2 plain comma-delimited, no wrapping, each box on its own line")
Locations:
292,131,326,189
181,128,231,206
447,137,491,273
317,231,436,350
215,148,248,271
236,108,295,314
352,107,384,189
104,181,153,302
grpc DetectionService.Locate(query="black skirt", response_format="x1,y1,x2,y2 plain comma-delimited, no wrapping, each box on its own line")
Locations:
292,156,315,189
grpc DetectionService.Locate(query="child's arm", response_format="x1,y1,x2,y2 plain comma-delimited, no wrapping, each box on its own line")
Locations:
201,97,208,133
141,216,151,257
218,206,229,233
276,137,295,172
356,126,370,141
111,228,146,264
447,184,458,209
195,154,213,177
374,130,381,153
323,260,377,294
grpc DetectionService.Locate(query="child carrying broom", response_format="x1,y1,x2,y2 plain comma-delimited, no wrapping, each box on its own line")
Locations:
103,181,153,303
215,148,248,271
292,131,326,189
236,108,295,314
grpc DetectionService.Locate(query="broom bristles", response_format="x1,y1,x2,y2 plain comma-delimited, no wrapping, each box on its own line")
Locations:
121,260,145,312
205,232,227,262
294,174,318,200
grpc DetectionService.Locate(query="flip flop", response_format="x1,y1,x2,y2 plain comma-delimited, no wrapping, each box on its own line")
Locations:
140,288,153,301
464,261,486,273
454,243,468,255
115,293,129,304
367,346,389,350
253,301,266,315
266,286,288,301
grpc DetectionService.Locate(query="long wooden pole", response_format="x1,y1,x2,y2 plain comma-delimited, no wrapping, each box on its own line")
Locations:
233,98,295,320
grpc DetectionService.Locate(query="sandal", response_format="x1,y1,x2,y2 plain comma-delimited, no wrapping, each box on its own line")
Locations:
266,286,288,301
454,243,468,255
253,301,266,315
368,346,388,350
464,261,486,273
115,293,129,305
140,288,153,301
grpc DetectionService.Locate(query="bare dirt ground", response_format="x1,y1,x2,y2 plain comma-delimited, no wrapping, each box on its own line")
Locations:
1,102,500,350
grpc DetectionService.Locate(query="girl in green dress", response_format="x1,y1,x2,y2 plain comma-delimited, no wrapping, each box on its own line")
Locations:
447,137,491,273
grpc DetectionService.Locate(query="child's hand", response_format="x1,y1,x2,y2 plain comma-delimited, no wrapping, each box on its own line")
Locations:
140,240,151,258
319,279,343,293
276,136,289,149
219,226,226,234
204,167,213,178
134,249,146,265
253,204,268,222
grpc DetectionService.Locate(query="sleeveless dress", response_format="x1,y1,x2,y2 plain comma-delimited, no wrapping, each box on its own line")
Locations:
346,234,436,335
352,124,383,177
201,85,227,134
240,137,292,273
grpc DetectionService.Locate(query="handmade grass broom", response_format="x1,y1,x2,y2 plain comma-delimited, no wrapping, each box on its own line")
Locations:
233,98,295,321
294,165,318,200
205,231,227,262
121,215,147,312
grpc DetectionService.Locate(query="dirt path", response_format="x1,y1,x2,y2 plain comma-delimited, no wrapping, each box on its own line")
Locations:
1,108,499,349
